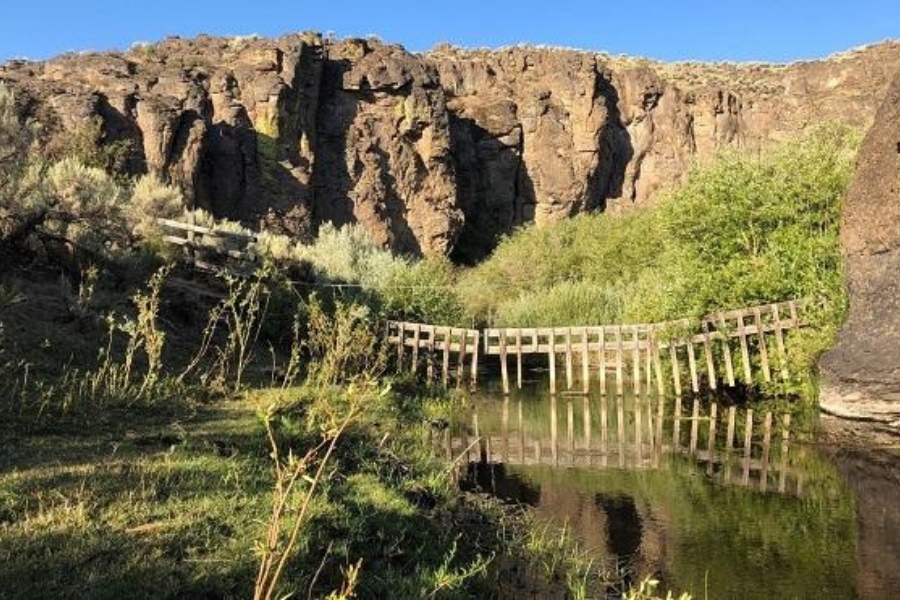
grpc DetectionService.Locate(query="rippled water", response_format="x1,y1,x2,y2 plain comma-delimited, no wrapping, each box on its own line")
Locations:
446,374,900,599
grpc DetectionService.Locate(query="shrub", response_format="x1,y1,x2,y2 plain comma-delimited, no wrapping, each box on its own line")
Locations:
41,158,126,252
379,256,466,325
459,125,860,395
125,175,185,240
494,280,627,327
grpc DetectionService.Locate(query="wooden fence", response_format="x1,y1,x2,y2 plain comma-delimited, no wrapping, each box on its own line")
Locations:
459,299,803,395
386,321,481,388
157,218,258,275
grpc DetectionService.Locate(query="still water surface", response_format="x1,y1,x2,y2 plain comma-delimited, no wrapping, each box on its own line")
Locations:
446,375,900,599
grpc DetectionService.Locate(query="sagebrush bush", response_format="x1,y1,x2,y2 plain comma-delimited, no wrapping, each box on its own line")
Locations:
126,175,185,239
42,158,126,251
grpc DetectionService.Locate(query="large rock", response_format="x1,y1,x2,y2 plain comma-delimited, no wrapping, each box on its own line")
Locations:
820,72,900,424
2,34,900,258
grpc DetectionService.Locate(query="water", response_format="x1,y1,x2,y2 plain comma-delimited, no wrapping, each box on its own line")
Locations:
445,375,900,599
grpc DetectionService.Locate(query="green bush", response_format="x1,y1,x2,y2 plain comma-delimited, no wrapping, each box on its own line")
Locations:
379,256,466,325
460,125,860,396
125,174,185,240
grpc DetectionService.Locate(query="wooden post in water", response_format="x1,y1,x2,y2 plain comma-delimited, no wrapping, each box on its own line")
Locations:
426,327,435,387
760,411,773,492
686,336,700,393
565,328,574,390
499,330,510,395
470,331,480,390
717,313,736,387
742,409,754,487
411,324,421,377
652,330,665,396
706,403,718,476
632,327,641,396
771,304,789,381
516,329,523,389
673,394,683,451
689,399,700,456
441,329,451,388
548,329,557,395
457,329,468,389
670,345,683,397
397,323,405,371
753,307,771,383
737,313,752,383
581,331,590,395
645,327,653,392
598,326,607,395
778,413,791,493
616,326,624,396
701,321,717,390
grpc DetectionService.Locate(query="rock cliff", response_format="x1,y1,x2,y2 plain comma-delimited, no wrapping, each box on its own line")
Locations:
2,34,899,259
820,71,900,423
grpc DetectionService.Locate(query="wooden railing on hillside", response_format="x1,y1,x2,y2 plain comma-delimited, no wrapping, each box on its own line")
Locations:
157,218,258,275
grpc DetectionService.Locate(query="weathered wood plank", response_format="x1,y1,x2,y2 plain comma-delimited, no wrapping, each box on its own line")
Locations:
718,312,736,387
753,307,772,383
771,304,789,381
701,321,717,390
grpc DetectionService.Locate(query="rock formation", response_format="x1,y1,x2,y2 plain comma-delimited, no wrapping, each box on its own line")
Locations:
820,71,900,423
2,34,900,259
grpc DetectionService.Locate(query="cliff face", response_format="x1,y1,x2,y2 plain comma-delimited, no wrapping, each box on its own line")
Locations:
820,71,900,422
2,34,899,258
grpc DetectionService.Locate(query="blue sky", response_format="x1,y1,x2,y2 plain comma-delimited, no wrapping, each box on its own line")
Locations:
2,1,899,63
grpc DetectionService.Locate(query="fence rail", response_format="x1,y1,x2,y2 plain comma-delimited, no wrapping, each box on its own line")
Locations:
386,322,481,388
386,300,810,395
156,218,258,275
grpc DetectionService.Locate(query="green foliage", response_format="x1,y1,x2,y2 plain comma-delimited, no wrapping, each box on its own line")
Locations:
379,256,466,325
458,208,660,324
494,280,626,327
125,174,185,240
461,126,860,396
47,115,132,173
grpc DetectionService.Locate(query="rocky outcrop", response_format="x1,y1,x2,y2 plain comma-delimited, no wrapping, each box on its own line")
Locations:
819,71,900,423
2,34,900,258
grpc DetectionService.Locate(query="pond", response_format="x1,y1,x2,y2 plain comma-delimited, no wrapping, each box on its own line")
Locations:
444,374,900,599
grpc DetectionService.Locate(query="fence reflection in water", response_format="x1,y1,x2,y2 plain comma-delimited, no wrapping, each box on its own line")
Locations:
445,394,803,496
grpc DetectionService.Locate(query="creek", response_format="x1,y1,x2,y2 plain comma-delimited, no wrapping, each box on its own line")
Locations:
445,374,900,599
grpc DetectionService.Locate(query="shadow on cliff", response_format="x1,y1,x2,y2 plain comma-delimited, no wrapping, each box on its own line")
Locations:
448,114,536,265
447,74,632,264
587,76,633,211
312,56,421,256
